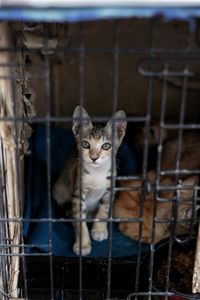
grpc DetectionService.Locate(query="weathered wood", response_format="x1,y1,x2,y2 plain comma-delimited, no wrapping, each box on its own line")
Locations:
0,21,34,299
23,31,58,54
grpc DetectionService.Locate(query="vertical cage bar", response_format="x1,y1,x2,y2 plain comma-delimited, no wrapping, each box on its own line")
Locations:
134,18,156,300
43,23,54,300
162,71,188,299
135,78,152,300
151,63,171,300
173,66,189,244
78,22,85,300
141,118,152,299
0,139,9,299
106,19,119,300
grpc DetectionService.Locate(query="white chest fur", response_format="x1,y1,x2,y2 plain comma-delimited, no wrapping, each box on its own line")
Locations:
82,164,115,216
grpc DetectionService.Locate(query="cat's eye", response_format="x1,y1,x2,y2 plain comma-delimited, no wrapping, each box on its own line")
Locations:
102,142,111,150
81,140,90,149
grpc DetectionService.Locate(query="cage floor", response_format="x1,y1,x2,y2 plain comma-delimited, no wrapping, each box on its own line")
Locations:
19,256,149,299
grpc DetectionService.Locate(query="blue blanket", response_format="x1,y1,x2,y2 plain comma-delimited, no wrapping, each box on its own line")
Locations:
23,124,149,257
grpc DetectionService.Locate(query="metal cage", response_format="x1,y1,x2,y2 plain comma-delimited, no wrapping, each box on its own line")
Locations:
0,4,200,300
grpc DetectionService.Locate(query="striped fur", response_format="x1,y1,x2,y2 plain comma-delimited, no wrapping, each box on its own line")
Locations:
53,106,127,255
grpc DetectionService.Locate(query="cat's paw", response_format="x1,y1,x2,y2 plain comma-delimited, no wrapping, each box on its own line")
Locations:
91,228,108,241
73,240,91,256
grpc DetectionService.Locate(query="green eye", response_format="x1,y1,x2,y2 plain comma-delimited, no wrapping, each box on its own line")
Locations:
81,140,90,149
102,142,111,150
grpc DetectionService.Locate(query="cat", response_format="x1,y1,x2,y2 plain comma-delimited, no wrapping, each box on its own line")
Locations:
53,106,127,255
114,170,199,243
160,131,200,171
133,122,200,172
114,125,200,243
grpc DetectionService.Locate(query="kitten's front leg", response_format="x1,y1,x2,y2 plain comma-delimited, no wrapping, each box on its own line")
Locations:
91,191,111,241
72,193,91,256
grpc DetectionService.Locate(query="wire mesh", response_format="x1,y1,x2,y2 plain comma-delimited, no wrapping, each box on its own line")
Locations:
0,13,199,300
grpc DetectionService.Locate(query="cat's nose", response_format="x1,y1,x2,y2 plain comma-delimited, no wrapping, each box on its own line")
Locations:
90,156,99,162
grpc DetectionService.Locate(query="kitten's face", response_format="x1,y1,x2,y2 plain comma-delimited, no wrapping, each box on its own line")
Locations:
79,126,112,167
72,106,127,167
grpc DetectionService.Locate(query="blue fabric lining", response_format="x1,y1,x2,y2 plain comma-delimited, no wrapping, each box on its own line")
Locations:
23,124,149,257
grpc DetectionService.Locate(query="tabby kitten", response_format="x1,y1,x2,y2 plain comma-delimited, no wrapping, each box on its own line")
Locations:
53,106,127,255
114,171,199,243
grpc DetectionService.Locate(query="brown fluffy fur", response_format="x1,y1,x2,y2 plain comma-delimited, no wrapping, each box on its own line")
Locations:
134,123,200,171
161,131,200,170
114,127,200,243
114,171,198,243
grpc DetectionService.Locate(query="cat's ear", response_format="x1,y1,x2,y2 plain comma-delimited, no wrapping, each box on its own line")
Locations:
145,124,168,146
179,176,198,199
105,110,127,141
72,106,92,136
